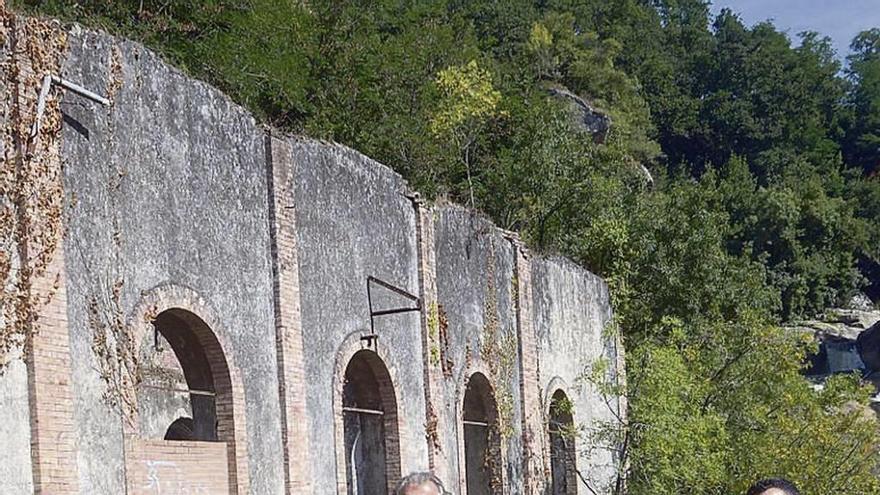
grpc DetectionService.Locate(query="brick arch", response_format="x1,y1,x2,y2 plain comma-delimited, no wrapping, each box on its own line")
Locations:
332,332,404,495
456,367,506,495
128,284,249,494
543,377,571,415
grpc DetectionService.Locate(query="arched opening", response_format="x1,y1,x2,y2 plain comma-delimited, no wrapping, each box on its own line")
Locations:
138,308,237,444
342,350,401,495
463,372,502,495
548,390,577,495
164,416,195,440
127,290,249,493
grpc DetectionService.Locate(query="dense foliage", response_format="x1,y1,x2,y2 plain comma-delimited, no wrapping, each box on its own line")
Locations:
14,0,880,493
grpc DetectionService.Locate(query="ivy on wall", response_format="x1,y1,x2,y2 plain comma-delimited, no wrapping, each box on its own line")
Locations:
0,9,66,368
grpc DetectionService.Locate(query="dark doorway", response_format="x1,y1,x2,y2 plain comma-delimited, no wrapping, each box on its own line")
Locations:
548,390,577,495
149,310,219,441
463,372,501,495
342,350,400,495
164,416,195,440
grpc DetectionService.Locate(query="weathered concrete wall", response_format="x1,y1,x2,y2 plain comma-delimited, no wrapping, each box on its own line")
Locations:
1,11,73,494
0,12,34,494
0,357,34,493
532,256,621,493
434,205,525,493
59,26,284,494
288,138,430,494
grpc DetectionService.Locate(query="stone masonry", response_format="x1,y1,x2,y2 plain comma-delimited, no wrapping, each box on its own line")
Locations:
0,11,625,495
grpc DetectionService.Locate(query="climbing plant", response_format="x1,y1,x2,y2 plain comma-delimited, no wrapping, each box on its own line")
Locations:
0,10,66,367
87,277,145,427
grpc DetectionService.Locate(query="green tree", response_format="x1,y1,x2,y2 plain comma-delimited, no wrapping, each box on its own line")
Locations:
617,327,880,495
429,59,503,205
845,29,880,174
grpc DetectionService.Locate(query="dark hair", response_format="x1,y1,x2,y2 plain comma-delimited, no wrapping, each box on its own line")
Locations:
746,478,801,495
394,472,449,495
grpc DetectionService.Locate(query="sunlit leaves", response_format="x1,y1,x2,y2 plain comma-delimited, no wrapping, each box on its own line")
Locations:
429,60,502,140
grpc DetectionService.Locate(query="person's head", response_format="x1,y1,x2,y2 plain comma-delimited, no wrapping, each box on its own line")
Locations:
394,472,448,495
746,478,801,495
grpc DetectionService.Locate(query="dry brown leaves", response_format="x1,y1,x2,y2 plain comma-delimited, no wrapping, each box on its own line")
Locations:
88,278,140,427
0,9,67,367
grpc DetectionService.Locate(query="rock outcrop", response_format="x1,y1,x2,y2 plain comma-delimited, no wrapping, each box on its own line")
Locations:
858,322,880,371
790,307,880,375
547,86,611,143
546,85,654,186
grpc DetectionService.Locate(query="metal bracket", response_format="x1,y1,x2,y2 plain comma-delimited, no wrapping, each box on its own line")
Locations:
140,384,215,398
362,275,421,346
462,420,489,427
342,406,384,416
153,323,165,353
31,74,110,139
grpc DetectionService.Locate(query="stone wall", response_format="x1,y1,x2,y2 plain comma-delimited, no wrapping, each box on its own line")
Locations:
532,256,622,492
0,13,624,495
1,11,73,494
285,137,430,493
433,206,524,493
0,13,35,493
59,26,283,494
124,439,230,494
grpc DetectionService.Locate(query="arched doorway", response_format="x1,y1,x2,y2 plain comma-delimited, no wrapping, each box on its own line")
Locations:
133,306,246,492
462,372,502,495
548,390,577,495
128,287,249,493
138,308,225,442
139,309,234,442
341,350,401,495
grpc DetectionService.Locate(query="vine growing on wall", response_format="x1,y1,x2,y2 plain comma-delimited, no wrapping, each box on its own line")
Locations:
428,301,453,377
87,277,146,428
480,241,518,439
0,8,67,368
86,50,150,427
425,400,441,451
427,301,440,365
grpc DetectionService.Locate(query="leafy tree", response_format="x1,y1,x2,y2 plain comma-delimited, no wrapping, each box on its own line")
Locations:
429,59,503,206
618,326,880,495
845,28,880,175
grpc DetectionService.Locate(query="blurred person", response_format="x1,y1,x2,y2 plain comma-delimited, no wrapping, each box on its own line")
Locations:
746,478,801,495
395,472,450,495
